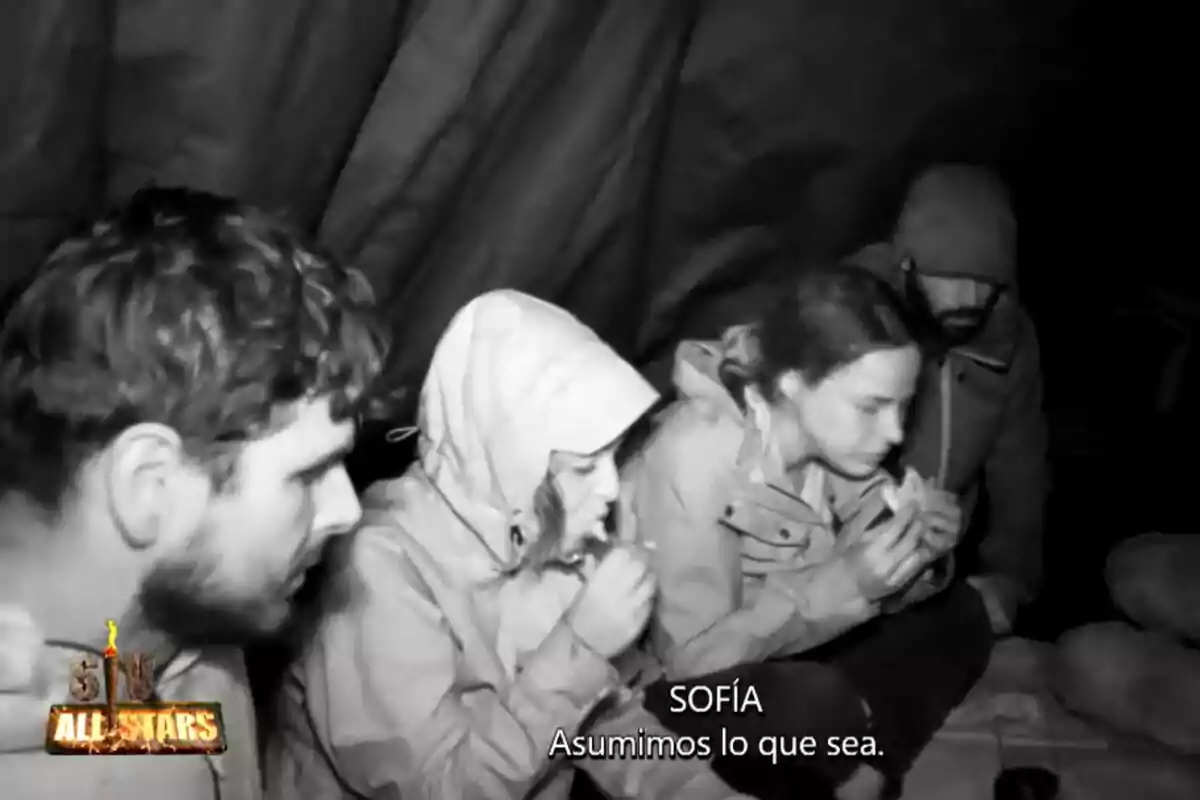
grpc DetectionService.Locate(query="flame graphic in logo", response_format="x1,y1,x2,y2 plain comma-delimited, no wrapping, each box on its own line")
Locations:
104,619,118,659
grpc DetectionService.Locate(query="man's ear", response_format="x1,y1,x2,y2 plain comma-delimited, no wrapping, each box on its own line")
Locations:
104,423,189,549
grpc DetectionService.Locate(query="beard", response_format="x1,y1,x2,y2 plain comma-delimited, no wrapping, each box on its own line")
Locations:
137,534,350,650
137,559,290,650
934,307,994,346
903,269,1003,353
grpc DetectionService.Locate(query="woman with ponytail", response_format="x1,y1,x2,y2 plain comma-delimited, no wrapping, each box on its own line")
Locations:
623,263,993,800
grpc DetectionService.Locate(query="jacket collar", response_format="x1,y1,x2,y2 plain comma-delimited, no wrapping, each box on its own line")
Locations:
732,414,833,525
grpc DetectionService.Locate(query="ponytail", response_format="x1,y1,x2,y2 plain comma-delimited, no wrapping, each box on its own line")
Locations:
716,323,764,412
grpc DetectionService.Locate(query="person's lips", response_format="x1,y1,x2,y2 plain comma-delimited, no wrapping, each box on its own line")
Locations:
286,548,325,590
296,550,320,574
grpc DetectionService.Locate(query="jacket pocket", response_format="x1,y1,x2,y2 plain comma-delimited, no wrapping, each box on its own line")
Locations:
718,482,836,577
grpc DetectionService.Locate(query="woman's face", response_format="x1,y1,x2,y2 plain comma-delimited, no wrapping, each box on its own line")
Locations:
774,345,922,478
548,440,622,556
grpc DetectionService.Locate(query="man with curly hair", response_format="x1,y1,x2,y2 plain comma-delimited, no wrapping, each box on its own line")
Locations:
0,187,393,799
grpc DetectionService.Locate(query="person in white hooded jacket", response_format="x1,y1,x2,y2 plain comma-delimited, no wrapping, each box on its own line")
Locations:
266,289,748,800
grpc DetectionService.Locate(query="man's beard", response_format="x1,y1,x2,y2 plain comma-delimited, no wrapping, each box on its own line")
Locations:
136,536,350,650
137,560,289,649
903,269,1003,354
935,307,994,346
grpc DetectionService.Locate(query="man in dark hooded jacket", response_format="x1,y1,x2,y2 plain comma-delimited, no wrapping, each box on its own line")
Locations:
847,164,1049,636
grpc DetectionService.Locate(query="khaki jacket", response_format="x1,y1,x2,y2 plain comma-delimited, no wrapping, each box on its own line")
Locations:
267,290,746,799
622,339,950,681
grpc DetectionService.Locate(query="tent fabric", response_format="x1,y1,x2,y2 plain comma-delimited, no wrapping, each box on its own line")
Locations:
0,0,109,298
1,0,1087,422
105,0,406,229
634,0,1084,372
316,0,698,390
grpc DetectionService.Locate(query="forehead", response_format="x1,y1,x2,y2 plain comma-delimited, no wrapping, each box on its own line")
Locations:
919,275,994,306
550,438,620,468
246,395,356,466
821,347,920,399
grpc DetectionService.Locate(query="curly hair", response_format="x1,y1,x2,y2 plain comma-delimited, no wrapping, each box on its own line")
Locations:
0,186,395,512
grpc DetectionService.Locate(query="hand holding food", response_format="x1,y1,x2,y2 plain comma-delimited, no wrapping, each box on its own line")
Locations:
882,467,964,557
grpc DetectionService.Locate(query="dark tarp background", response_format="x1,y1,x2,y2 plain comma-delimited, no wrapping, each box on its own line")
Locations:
0,0,1191,635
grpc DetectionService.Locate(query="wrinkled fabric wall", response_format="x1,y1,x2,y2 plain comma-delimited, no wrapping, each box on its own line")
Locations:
2,0,1091,397
105,0,406,228
316,0,696,387
0,0,109,299
634,0,1091,370
2,0,694,397
4,0,1146,632
106,0,698,385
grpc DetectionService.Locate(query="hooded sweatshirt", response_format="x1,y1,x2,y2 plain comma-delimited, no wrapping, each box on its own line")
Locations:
619,334,949,682
265,290,747,800
847,164,1050,602
0,602,261,799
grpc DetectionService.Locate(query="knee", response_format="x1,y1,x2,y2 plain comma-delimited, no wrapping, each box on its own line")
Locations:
1053,621,1200,754
1054,621,1148,701
1106,534,1168,621
1051,621,1147,732
1107,534,1200,639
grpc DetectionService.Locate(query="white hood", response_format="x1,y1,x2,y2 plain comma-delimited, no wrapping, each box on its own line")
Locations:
417,289,659,572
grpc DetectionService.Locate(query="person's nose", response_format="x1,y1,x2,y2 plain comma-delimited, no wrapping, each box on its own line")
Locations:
879,406,905,447
593,456,621,504
312,465,362,538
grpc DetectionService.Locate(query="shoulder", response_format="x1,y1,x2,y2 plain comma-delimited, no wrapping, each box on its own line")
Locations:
634,396,743,478
351,483,419,569
290,505,449,685
352,513,442,604
843,241,901,285
621,398,748,521
1014,305,1042,351
1007,305,1044,380
308,475,443,623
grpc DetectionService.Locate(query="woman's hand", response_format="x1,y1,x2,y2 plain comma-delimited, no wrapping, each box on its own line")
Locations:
567,544,657,659
917,486,963,557
884,469,964,558
840,503,930,603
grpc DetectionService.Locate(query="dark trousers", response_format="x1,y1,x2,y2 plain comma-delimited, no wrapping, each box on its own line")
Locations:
573,580,992,800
